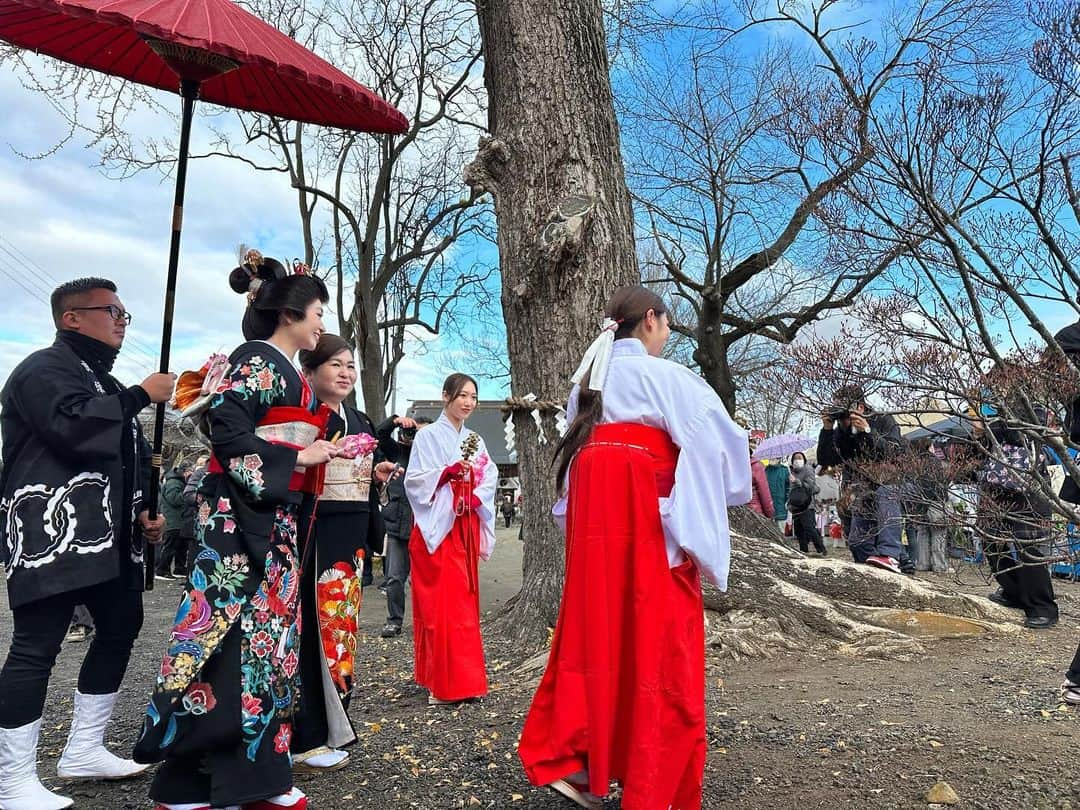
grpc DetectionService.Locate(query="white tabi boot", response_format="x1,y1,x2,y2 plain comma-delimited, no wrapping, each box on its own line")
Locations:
57,691,149,780
0,718,74,809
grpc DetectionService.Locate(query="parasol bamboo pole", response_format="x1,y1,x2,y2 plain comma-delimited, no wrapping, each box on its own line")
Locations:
145,78,200,590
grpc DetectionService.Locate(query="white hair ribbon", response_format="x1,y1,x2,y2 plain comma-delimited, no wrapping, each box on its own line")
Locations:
570,317,620,392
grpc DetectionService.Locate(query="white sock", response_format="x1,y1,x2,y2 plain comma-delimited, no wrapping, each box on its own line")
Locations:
303,749,348,768
265,788,306,806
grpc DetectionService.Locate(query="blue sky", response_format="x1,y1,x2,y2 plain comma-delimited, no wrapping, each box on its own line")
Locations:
2,0,1078,413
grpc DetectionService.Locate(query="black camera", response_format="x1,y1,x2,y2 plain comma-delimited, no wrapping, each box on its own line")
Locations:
399,425,418,441
827,407,850,420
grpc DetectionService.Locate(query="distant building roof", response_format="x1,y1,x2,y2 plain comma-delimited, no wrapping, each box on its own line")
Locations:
407,400,514,466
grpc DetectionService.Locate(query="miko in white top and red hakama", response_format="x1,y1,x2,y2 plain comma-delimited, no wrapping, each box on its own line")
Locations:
518,295,751,810
404,396,498,703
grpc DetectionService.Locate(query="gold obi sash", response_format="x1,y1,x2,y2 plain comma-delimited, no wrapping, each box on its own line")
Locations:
322,452,374,502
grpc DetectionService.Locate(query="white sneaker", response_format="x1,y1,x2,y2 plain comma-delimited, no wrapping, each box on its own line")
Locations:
0,718,74,809
1062,680,1080,705
57,691,149,780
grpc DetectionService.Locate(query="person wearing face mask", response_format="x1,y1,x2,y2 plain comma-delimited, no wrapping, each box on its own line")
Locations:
788,452,825,555
0,277,173,809
404,373,498,707
288,334,399,773
134,252,341,810
518,286,751,810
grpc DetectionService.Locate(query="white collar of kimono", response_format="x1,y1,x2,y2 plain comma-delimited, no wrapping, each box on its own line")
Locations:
611,338,647,358
437,411,468,436
256,339,296,368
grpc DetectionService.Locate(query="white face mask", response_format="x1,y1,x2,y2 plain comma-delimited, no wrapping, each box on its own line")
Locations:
792,460,805,470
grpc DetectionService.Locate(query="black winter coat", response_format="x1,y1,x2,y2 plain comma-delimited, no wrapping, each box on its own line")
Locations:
1056,320,1080,443
816,409,902,493
0,335,151,607
377,417,414,541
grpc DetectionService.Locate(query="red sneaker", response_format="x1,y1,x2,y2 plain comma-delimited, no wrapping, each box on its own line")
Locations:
866,555,902,575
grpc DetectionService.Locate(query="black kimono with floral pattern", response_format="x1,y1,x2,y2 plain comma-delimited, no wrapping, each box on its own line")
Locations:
133,341,326,807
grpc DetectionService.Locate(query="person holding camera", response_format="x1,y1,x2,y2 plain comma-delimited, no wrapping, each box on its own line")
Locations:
817,385,905,574
376,414,432,638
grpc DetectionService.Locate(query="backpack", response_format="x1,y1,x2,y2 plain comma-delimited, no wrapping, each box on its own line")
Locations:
787,483,813,512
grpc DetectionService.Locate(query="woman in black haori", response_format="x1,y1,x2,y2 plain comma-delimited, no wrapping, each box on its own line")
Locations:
133,252,341,810
290,334,397,772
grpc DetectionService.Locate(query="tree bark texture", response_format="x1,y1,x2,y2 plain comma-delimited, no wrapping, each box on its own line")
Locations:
470,0,639,644
707,507,1019,661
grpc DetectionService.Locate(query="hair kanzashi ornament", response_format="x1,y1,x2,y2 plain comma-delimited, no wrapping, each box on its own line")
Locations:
291,260,312,276
228,248,288,304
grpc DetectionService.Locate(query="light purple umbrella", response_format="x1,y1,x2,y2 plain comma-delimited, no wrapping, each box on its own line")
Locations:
751,433,816,461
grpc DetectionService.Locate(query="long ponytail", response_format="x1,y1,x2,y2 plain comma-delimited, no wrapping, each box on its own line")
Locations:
552,285,667,488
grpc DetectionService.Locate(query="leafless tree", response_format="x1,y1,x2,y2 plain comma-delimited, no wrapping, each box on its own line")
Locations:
620,0,1013,413
3,0,494,421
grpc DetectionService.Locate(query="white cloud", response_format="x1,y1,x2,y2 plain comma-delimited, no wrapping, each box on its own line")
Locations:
0,69,457,405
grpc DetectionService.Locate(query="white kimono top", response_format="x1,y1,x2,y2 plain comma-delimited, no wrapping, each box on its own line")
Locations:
404,412,499,559
554,338,752,590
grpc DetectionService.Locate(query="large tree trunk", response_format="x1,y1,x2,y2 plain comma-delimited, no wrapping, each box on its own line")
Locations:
468,0,639,644
359,299,388,424
697,293,737,413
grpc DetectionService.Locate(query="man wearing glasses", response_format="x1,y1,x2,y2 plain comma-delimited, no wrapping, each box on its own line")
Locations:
0,277,176,808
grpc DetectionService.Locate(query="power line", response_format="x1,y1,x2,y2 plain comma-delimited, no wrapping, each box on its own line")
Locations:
0,233,164,365
0,260,157,378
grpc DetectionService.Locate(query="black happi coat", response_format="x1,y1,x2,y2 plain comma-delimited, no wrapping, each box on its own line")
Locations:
0,333,151,608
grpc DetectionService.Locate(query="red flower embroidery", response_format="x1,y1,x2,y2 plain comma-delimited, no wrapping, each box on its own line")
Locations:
250,630,274,659
223,518,236,534
217,497,231,512
182,682,217,715
256,368,276,391
274,724,291,754
241,693,263,717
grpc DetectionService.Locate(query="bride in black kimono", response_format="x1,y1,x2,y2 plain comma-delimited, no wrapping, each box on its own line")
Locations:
134,253,340,810
289,334,398,772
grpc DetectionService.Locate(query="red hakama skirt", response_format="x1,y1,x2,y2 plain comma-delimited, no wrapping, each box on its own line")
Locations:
518,423,706,810
409,478,488,701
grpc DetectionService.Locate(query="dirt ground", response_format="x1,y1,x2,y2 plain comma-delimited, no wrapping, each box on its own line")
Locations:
3,526,1079,809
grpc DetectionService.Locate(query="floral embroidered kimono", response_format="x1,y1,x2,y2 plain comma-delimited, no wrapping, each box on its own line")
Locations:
133,340,328,808
292,404,383,756
404,413,498,702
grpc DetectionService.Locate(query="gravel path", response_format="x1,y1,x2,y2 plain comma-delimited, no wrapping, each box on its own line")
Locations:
2,529,1077,809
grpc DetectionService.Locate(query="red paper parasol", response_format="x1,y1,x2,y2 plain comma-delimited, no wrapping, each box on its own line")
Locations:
0,0,408,587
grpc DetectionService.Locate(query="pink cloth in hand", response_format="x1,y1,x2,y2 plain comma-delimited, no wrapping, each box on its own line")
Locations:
337,433,378,459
